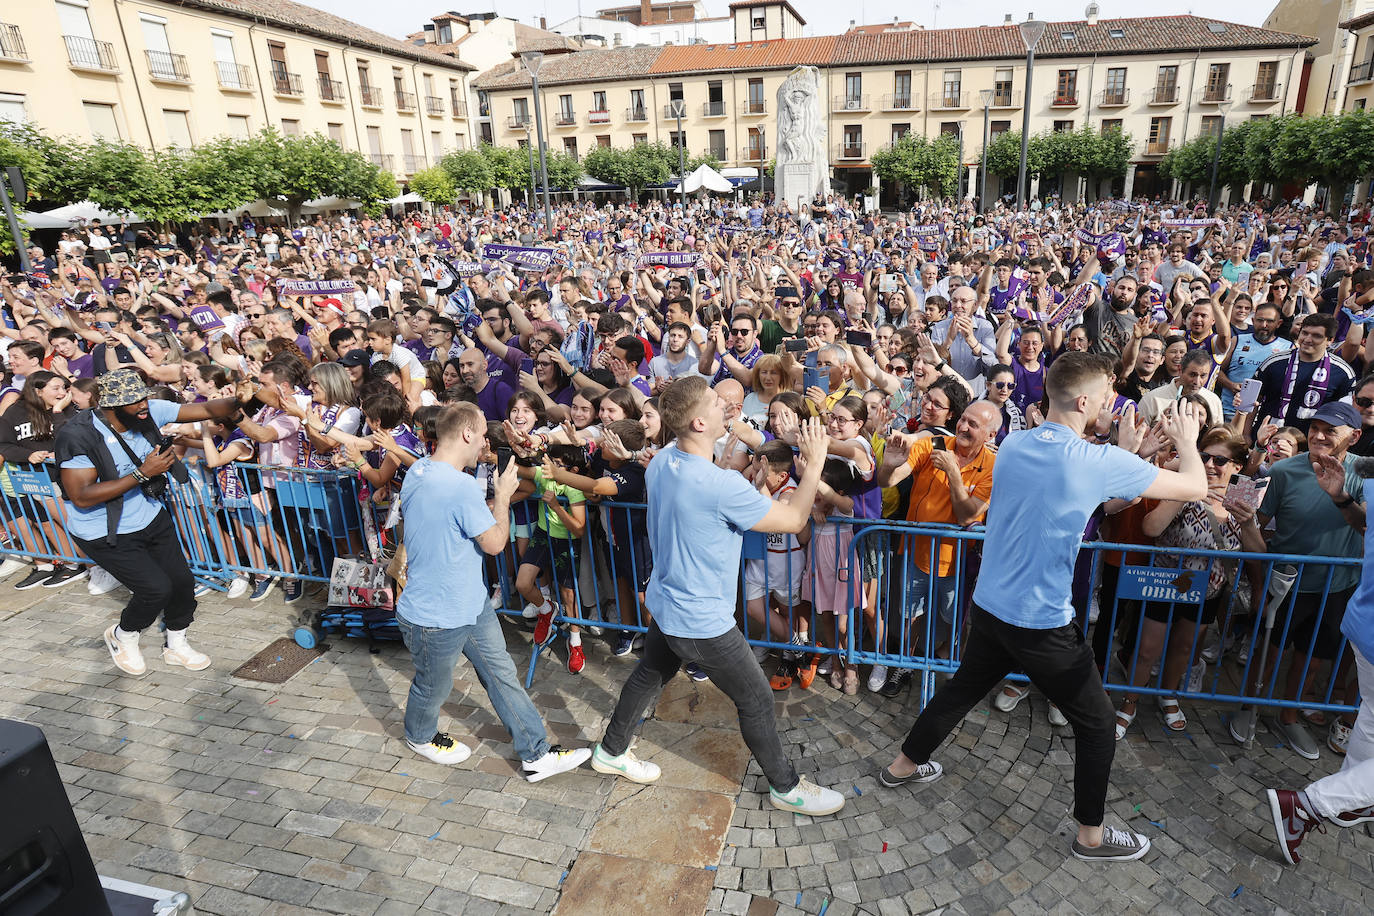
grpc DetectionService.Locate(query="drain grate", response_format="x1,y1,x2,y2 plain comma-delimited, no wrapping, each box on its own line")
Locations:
232,637,323,683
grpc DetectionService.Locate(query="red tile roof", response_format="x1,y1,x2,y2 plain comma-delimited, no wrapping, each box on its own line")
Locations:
1341,11,1374,31
473,45,664,89
649,36,838,75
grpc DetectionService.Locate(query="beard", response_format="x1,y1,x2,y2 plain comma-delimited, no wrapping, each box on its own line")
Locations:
1111,296,1133,311
112,404,151,431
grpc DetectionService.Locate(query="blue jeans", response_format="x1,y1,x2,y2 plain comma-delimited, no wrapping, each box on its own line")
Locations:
396,602,549,761
908,563,958,625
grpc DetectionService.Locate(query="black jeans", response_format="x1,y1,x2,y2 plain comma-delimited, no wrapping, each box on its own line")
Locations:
73,511,197,633
601,621,799,793
900,604,1117,827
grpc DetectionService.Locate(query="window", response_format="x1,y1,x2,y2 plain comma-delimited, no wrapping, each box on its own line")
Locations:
630,88,646,119
752,14,765,29
140,16,177,79
1148,116,1171,154
993,68,1013,106
596,135,611,148
563,137,578,159
0,94,26,124
842,124,862,156
438,23,452,43
1103,67,1126,105
747,78,764,113
891,123,910,142
1255,61,1278,99
990,120,1011,141
513,98,529,121
227,114,251,138
1100,118,1123,134
280,118,300,136
211,31,244,88
330,123,346,145
1200,115,1223,138
845,72,862,104
632,133,647,145
82,101,120,139
940,122,960,137
1155,65,1178,102
358,62,373,89
366,125,382,157
669,130,685,150
455,133,466,149
430,130,442,155
1052,120,1073,132
942,70,961,107
893,70,911,108
163,109,193,147
707,80,724,116
393,68,405,93
1055,70,1077,104
592,90,607,112
669,82,684,102
1358,99,1368,110
1205,63,1229,101
708,128,726,159
558,94,573,121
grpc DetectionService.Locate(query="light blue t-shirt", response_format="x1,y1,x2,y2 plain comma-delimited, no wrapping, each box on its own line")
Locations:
397,458,496,629
1343,480,1374,662
974,422,1158,629
644,445,772,639
60,399,183,541
1222,332,1290,419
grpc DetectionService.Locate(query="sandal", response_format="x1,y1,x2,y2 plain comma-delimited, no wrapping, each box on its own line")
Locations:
1301,708,1329,728
842,668,859,696
1115,702,1137,741
770,661,795,691
1158,695,1187,732
829,665,844,691
797,656,819,690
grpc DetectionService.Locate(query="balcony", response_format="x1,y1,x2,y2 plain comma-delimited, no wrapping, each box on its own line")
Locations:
1144,139,1173,156
661,102,687,120
1248,81,1282,103
833,95,871,112
1049,92,1079,108
63,35,118,73
588,109,611,124
836,142,866,161
986,90,1020,109
701,147,728,161
369,153,393,170
425,95,445,116
1197,86,1232,105
555,111,577,127
702,100,727,117
403,154,426,174
395,90,417,112
1148,86,1179,105
1097,88,1130,108
360,85,383,108
743,147,764,162
215,61,252,91
0,23,27,62
929,92,970,110
625,107,649,122
145,49,190,83
507,114,531,130
740,99,766,116
272,71,304,97
318,77,344,103
881,93,918,111
1351,59,1374,84
451,97,468,118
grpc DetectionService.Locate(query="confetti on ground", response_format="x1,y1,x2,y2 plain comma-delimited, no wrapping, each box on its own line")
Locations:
704,865,717,871
796,892,803,907
266,698,278,705
440,799,452,806
398,772,410,777
1209,763,1220,769
1148,819,1165,829
560,871,569,885
853,785,862,796
287,734,295,739
1133,803,1143,812
427,831,440,841
275,656,283,662
881,842,888,853
819,899,830,916
1231,886,1244,898
263,749,272,754
119,738,126,744
802,716,815,721
246,790,257,795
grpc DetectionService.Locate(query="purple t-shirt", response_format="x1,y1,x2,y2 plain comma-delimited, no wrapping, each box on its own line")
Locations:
65,353,95,379
1010,359,1045,413
475,377,516,421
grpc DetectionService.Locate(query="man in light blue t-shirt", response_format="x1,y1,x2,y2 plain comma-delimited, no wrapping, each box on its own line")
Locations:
878,352,1207,863
394,402,590,783
590,376,848,817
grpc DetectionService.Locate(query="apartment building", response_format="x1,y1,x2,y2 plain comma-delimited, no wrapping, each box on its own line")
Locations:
1341,9,1374,110
0,0,475,180
1263,0,1374,116
473,3,1314,199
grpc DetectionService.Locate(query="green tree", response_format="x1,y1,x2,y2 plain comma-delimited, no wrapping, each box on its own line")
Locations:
872,133,961,197
1083,126,1133,180
409,165,456,204
479,143,533,190
542,151,583,190
584,144,670,197
1159,135,1214,186
981,131,1040,178
1268,114,1324,186
246,129,390,221
440,149,495,194
687,151,722,171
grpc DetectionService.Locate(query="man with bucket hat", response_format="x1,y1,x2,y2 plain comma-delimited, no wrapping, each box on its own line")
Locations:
55,368,248,676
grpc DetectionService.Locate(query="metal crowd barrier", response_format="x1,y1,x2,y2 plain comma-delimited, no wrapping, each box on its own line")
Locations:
0,460,1362,722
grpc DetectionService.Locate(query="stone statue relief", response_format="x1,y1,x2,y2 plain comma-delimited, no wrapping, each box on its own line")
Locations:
775,66,830,210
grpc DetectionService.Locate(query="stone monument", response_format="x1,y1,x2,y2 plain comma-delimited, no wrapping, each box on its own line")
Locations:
775,66,830,220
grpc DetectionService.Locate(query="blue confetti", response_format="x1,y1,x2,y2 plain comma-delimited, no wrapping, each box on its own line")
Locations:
704,865,717,871
440,799,452,806
398,772,410,777
1148,819,1165,830
802,717,815,722
560,871,569,884
819,900,830,916
427,831,440,841
852,785,862,796
1230,885,1243,898
1208,763,1219,769
119,738,126,744
287,734,295,739
796,892,803,907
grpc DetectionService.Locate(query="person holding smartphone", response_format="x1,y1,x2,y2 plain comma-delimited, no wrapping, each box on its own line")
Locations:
55,369,247,677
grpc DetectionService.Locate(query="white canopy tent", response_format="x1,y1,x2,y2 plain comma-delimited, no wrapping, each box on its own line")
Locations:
679,164,734,194
206,198,288,219
385,192,425,206
21,200,142,226
300,196,364,213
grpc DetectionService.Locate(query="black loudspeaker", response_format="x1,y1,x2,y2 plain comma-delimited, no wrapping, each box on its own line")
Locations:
0,718,112,916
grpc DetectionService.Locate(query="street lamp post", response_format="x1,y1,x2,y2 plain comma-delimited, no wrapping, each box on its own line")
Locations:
671,99,686,210
758,126,766,200
1016,16,1047,210
1206,89,1234,214
979,89,994,212
524,123,536,210
521,51,554,236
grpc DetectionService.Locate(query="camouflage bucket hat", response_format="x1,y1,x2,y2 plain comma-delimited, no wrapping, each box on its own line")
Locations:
97,368,151,408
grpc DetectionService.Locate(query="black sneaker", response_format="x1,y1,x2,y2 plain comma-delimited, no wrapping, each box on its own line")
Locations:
879,668,912,698
878,760,942,787
282,579,304,604
15,567,53,590
43,565,88,588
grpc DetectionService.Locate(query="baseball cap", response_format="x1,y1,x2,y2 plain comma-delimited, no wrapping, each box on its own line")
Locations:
338,349,370,368
1310,401,1361,429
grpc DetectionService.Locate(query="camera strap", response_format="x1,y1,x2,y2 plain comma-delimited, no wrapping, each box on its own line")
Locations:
94,414,159,480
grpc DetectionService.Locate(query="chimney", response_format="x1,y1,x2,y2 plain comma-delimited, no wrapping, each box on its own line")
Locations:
1085,3,1099,25
540,16,547,29
641,0,652,25
1003,13,1013,24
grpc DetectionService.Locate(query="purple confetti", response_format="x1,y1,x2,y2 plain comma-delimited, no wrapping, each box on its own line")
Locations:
246,790,258,795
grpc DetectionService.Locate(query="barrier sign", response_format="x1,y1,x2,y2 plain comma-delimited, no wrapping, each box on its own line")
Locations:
1116,565,1205,604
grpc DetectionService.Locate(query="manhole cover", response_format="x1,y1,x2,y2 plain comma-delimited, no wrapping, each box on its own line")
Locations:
232,637,323,683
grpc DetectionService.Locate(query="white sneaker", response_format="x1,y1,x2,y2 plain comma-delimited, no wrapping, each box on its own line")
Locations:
867,664,889,693
1186,661,1206,695
590,743,661,783
86,565,121,596
162,642,211,671
226,576,250,599
769,776,845,816
994,683,1030,712
103,625,146,677
407,732,472,765
1048,703,1068,727
0,556,29,579
522,601,542,619
522,745,592,783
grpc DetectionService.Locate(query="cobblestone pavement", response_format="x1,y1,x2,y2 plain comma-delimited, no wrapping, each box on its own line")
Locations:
2,586,1371,916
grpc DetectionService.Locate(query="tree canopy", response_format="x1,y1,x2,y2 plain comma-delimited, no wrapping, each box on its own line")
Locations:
871,133,961,197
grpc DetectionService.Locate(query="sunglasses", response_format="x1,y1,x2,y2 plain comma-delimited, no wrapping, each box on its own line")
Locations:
729,328,752,336
992,380,1015,390
1199,452,1234,467
891,365,910,375
1355,396,1374,408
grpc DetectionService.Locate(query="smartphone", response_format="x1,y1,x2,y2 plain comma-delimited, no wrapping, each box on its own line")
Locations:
1236,378,1262,413
932,437,947,451
156,434,176,453
845,329,872,348
520,357,535,375
96,321,115,331
783,338,808,353
1226,473,1270,511
495,446,515,473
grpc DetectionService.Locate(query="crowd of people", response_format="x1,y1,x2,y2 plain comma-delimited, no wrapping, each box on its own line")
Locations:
2,189,1372,860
